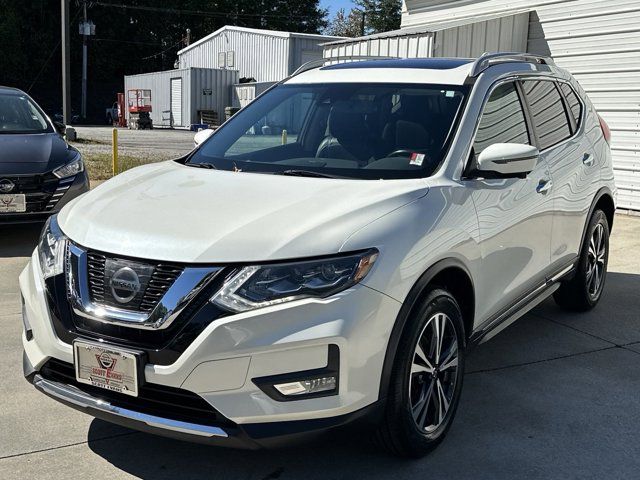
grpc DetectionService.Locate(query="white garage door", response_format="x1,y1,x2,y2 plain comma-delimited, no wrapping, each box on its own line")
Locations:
170,78,182,127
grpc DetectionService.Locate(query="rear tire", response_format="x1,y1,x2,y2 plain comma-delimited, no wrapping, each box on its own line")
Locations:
554,209,609,311
376,288,465,458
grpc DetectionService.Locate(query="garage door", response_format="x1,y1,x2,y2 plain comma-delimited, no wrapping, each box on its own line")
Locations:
170,78,182,127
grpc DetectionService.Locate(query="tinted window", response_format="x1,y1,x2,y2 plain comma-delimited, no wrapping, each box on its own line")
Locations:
474,82,529,156
189,83,467,180
522,80,572,150
559,82,582,131
0,93,50,134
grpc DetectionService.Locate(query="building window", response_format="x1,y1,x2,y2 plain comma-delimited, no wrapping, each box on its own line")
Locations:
227,51,235,68
218,52,226,69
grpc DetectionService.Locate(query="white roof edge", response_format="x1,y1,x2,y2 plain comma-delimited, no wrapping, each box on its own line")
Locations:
322,9,531,47
177,25,345,55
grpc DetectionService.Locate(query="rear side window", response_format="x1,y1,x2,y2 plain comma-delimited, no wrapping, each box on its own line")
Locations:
558,82,583,131
473,82,530,156
521,80,572,151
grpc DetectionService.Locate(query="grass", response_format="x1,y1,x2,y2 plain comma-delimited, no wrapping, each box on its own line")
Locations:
83,152,162,180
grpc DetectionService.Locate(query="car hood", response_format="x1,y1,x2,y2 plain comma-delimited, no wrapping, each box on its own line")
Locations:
58,161,429,263
0,132,75,175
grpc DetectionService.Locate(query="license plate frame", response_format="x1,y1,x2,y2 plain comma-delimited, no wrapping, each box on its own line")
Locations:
0,194,26,213
73,340,143,397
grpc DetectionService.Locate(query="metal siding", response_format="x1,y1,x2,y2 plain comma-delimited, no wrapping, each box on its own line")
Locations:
403,0,640,210
323,33,434,58
179,29,339,82
124,68,238,128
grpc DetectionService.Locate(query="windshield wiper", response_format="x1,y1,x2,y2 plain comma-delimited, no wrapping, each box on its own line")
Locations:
185,162,217,170
279,169,338,179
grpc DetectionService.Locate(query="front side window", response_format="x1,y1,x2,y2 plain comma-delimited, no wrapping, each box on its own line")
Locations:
473,82,530,156
0,93,50,134
188,83,467,179
522,80,572,151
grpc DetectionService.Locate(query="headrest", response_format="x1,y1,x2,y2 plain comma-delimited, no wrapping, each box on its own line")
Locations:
328,102,369,142
395,120,432,151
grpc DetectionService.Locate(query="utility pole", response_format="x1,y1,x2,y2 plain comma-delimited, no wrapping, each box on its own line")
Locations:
81,0,88,119
61,0,71,125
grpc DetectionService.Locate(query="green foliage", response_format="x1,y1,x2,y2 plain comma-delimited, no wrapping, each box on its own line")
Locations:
353,0,401,34
326,8,364,38
0,0,328,121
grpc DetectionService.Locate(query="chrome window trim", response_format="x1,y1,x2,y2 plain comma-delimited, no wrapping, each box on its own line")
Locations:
65,242,222,330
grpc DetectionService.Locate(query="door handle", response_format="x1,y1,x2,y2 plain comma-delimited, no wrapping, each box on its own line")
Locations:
536,179,553,194
582,153,594,166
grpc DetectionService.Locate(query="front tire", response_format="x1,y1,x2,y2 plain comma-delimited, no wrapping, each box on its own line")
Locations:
554,209,610,311
376,288,465,457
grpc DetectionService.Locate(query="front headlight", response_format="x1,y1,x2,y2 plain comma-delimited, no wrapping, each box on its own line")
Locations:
53,152,84,179
211,249,378,313
38,215,67,279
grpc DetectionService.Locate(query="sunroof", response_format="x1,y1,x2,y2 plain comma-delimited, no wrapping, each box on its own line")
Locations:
321,58,473,71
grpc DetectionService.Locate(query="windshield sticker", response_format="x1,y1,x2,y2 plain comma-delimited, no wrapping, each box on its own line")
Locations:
409,153,425,166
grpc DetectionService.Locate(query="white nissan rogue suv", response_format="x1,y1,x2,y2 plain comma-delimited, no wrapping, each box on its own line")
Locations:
21,54,616,457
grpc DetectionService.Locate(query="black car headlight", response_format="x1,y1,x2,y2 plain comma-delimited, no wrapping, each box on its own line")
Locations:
211,249,378,313
53,152,84,179
38,215,67,279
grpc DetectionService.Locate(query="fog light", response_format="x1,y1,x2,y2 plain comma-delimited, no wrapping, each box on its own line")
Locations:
274,376,337,396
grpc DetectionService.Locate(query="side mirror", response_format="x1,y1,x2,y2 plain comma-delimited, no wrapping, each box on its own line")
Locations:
194,128,214,147
53,121,66,136
476,143,539,177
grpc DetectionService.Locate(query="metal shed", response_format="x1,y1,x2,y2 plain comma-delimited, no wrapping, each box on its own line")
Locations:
401,0,640,211
322,12,529,59
124,67,238,129
177,26,344,83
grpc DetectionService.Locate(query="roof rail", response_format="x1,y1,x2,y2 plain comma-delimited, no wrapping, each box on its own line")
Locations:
469,52,554,77
290,55,400,78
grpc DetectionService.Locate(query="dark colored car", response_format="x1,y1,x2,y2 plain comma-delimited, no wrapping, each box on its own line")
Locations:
0,87,89,224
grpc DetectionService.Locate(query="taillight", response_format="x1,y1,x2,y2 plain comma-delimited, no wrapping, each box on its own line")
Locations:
598,114,611,145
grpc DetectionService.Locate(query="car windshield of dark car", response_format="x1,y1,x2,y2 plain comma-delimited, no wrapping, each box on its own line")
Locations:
187,83,467,180
0,93,50,134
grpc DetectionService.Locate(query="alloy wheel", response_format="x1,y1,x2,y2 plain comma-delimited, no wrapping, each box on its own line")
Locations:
409,312,459,433
587,223,606,298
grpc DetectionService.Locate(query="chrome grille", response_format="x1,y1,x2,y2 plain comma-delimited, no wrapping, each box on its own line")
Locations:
86,251,184,313
1,174,63,212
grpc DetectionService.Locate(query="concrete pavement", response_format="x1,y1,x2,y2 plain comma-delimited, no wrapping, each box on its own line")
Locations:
1,216,639,479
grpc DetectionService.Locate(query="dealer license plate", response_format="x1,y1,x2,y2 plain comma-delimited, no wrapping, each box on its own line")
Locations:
0,194,26,213
73,341,140,397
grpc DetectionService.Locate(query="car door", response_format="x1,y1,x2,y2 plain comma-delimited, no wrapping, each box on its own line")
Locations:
466,81,554,323
525,80,598,269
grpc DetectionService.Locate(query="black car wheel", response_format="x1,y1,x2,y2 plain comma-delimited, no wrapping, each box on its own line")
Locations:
376,288,465,457
554,209,610,311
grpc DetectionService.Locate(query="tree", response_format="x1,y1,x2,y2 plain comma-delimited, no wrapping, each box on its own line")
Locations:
326,8,364,37
0,0,329,121
354,0,401,34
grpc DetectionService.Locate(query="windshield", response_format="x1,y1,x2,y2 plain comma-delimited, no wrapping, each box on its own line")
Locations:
188,83,467,179
0,93,51,134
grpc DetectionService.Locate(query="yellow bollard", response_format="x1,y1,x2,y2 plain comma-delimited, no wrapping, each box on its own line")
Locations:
281,129,287,145
112,128,118,176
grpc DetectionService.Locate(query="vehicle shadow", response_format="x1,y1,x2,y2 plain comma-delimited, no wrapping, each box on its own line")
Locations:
86,273,640,480
0,223,42,258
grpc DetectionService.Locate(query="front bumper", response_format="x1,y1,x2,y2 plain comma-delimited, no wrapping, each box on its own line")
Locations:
20,251,401,446
0,171,89,225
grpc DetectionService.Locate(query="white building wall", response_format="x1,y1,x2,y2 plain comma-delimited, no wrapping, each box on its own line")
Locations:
403,0,640,210
179,29,290,82
124,68,238,128
178,27,343,83
323,33,435,58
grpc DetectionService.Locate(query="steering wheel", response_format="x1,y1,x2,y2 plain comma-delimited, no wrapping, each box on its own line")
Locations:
387,149,414,158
